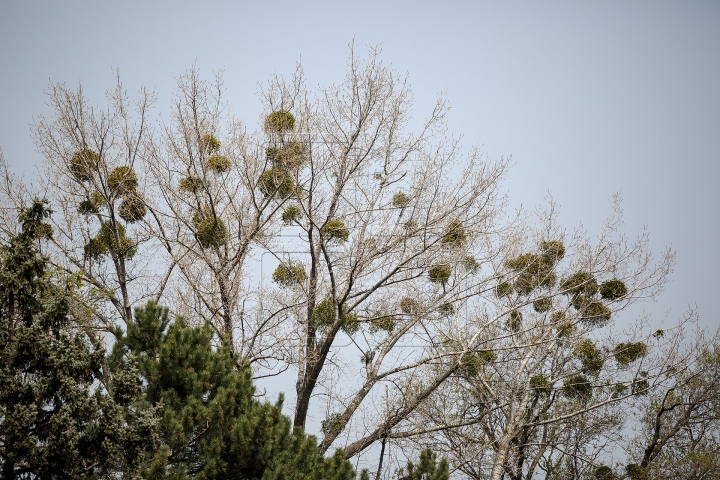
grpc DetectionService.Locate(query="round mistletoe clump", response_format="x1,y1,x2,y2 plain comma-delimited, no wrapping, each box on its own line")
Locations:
258,168,296,198
208,154,231,174
530,375,552,396
428,264,452,285
370,315,397,333
265,110,296,132
70,149,100,182
600,278,628,301
321,219,350,243
560,271,599,297
281,204,302,224
202,133,221,153
272,260,307,287
441,220,467,248
118,195,147,223
107,166,138,196
533,297,553,313
540,240,566,263
508,310,522,331
400,297,418,314
563,374,592,400
392,192,410,208
179,176,208,193
614,342,647,366
496,281,513,298
193,215,228,249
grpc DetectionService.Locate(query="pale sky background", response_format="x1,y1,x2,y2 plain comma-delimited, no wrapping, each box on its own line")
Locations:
1,0,719,445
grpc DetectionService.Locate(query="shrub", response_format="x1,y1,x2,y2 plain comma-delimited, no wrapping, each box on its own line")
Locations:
193,214,228,249
560,271,599,297
400,297,419,314
272,260,307,287
69,149,99,181
540,240,566,263
107,166,138,196
118,195,147,223
496,281,513,298
322,219,349,243
207,154,231,173
179,176,208,193
600,278,628,300
441,220,467,248
575,338,604,376
202,133,221,153
614,342,647,365
530,375,552,396
392,192,410,208
281,204,302,224
258,168,296,198
428,264,452,285
265,110,296,132
563,374,592,400
508,310,522,331
533,297,553,313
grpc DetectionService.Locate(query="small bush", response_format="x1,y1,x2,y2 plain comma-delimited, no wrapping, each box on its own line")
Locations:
321,413,343,436
400,297,419,314
600,278,628,300
428,264,452,285
281,204,302,224
70,149,99,181
179,176,208,193
207,154,231,173
272,260,307,287
540,240,565,263
533,297,553,313
614,342,647,365
265,110,296,132
563,374,592,400
555,321,576,338
560,271,599,297
107,166,138,196
118,195,147,223
441,220,467,248
258,168,296,198
593,465,615,480
530,375,552,396
322,219,349,243
392,192,410,208
202,133,221,153
508,310,522,331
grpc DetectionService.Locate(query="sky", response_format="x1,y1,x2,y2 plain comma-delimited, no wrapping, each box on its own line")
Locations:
1,0,719,438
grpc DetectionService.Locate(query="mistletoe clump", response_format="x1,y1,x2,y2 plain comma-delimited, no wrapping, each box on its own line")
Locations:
540,240,566,262
281,204,302,224
118,195,147,223
496,281,513,298
272,260,307,287
533,297,553,313
265,110,296,133
400,297,419,314
574,338,604,376
563,374,592,400
600,278,628,300
530,375,552,396
78,191,105,215
107,166,138,196
438,303,455,317
84,221,136,260
201,133,221,153
192,212,228,249
441,220,467,248
392,192,410,208
560,271,599,297
369,315,396,333
460,350,496,377
505,252,557,295
258,168,296,198
312,298,359,335
573,296,612,325
614,342,647,366
428,264,452,286
321,219,349,243
508,310,522,331
179,176,208,193
208,154,231,174
70,148,100,182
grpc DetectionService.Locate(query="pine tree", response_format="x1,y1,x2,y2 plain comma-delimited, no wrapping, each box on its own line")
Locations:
397,449,450,480
0,199,156,478
112,300,360,479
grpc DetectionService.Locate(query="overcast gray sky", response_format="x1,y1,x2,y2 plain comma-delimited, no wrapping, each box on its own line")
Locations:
1,0,718,335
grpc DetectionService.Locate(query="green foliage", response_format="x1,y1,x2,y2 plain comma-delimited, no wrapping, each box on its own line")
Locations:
505,253,557,295
111,301,357,479
259,167,296,198
118,194,147,223
0,200,154,478
462,255,480,273
192,212,228,249
84,221,137,260
312,298,359,334
267,142,309,170
530,375,552,396
265,110,296,132
400,297,419,314
438,302,455,316
563,374,592,400
202,133,221,153
555,321,577,338
574,338,604,376
208,154,231,173
460,350,496,377
392,192,410,208
496,281,513,297
398,448,450,480
600,278,628,300
441,220,467,248
573,296,612,325
107,166,138,196
614,342,647,365
593,465,616,480
272,260,307,287
632,378,650,396
282,204,302,224
179,175,208,193
560,271,599,297
533,297,553,312
370,315,396,333
508,309,522,331
322,219,350,243
78,191,105,215
540,240,566,262
611,383,628,398
403,220,418,231
70,148,99,181
625,463,647,480
428,264,452,285
321,413,344,436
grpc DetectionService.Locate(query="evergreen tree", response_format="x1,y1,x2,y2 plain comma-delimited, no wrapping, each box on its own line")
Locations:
397,449,450,480
112,300,360,479
0,199,156,478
